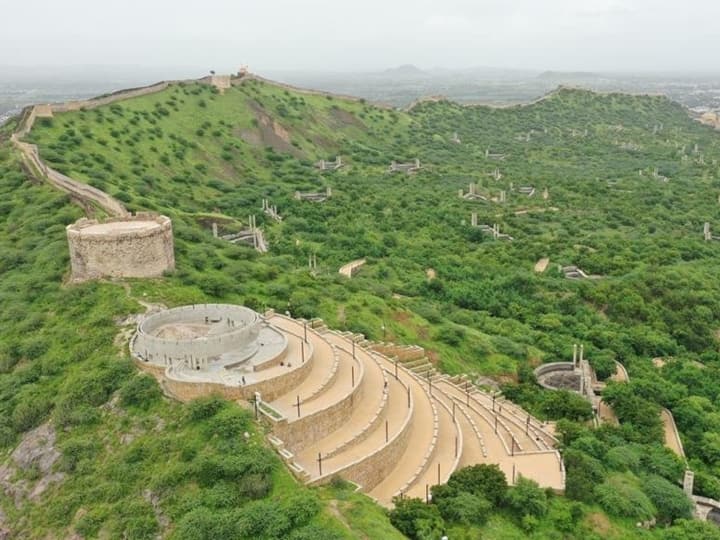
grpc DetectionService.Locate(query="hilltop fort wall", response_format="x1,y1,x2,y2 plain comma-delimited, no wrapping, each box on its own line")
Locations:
66,213,174,281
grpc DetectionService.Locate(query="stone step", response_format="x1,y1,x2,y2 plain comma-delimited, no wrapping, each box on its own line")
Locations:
413,363,434,376
289,461,311,481
403,357,430,369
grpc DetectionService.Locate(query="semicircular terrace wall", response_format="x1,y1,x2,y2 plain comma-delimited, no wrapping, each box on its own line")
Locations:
66,213,174,282
133,304,261,364
534,362,578,391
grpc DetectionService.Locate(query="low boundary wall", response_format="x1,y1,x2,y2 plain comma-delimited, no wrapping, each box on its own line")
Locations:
308,368,414,491
269,349,365,452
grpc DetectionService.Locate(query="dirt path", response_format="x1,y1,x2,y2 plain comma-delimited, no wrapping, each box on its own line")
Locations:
661,408,685,458
368,366,436,505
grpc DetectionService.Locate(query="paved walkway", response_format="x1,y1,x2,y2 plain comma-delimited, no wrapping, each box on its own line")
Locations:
267,316,337,416
369,359,437,505
405,393,459,498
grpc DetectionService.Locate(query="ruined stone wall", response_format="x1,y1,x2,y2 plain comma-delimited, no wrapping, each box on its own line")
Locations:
66,213,174,281
210,75,232,90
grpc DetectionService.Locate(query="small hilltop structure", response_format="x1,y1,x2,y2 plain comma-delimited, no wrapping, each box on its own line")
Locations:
389,159,421,174
295,186,332,202
459,183,487,202
703,223,720,241
316,156,343,171
216,215,268,252
262,199,282,222
485,149,506,160
470,213,513,240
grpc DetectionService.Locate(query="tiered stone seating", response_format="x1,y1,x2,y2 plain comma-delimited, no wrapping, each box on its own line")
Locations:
247,316,564,505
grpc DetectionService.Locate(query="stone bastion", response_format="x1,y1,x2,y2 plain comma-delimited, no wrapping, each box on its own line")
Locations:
131,304,288,377
66,213,174,281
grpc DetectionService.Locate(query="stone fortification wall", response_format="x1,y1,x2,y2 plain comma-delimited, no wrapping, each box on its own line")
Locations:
66,213,174,281
135,304,260,363
242,74,391,108
13,137,129,217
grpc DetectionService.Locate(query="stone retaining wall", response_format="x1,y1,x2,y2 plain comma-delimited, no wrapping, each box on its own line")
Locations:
144,349,314,404
271,354,365,451
309,370,414,491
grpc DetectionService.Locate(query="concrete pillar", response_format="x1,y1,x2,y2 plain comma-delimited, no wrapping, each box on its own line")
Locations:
573,344,578,367
471,212,478,227
580,344,584,363
683,470,695,496
212,222,218,238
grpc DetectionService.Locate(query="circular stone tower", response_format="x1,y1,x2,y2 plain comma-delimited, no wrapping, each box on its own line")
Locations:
66,213,174,281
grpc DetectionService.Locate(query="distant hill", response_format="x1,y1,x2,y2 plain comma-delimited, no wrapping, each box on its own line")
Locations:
381,64,429,78
537,70,605,80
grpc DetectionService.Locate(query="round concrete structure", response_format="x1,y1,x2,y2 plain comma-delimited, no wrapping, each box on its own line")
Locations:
66,213,174,281
534,362,581,392
133,304,266,367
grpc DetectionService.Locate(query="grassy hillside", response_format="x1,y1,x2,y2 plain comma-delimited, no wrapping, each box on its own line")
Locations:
3,78,720,538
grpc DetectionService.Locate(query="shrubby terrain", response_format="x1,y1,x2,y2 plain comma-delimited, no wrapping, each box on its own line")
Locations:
2,78,720,537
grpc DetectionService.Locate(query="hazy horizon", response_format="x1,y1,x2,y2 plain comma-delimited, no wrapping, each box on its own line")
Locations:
1,0,718,73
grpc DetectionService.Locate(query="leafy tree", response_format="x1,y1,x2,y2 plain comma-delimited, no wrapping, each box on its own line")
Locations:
564,449,606,503
506,476,548,518
445,464,508,507
594,474,655,519
388,497,445,540
435,491,492,526
119,374,162,409
642,474,694,523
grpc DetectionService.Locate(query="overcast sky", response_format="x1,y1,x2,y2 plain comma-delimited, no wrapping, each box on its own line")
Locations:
1,0,717,73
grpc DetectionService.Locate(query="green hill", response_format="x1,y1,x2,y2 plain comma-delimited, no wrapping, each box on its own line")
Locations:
2,76,720,538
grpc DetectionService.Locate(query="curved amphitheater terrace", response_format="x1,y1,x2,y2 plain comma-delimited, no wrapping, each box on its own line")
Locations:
131,303,564,506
